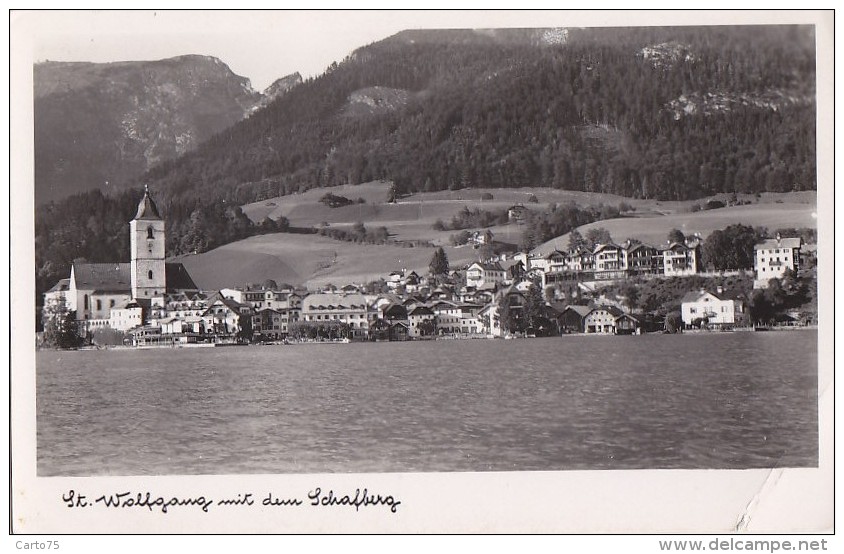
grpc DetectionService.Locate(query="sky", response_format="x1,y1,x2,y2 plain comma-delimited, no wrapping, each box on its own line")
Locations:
12,9,817,92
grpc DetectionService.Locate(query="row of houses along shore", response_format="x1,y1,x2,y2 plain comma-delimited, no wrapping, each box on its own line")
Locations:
41,188,811,348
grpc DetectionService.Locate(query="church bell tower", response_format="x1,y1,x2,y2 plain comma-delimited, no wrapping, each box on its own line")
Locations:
130,185,166,303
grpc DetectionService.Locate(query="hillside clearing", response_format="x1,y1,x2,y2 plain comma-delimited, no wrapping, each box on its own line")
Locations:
224,186,816,291
175,232,488,290
534,202,817,254
241,182,816,249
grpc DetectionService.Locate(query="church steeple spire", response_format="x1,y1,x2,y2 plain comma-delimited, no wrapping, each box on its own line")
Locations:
134,184,161,220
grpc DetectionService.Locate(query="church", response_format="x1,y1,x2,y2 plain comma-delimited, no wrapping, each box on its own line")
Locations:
44,186,198,334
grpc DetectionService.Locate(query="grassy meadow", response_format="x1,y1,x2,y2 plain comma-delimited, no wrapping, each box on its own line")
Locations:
181,182,816,289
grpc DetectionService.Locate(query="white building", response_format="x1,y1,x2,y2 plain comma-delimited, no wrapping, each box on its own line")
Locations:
301,293,370,338
681,289,745,327
108,301,144,332
465,261,506,288
432,301,462,334
754,236,802,288
661,242,699,276
407,306,436,338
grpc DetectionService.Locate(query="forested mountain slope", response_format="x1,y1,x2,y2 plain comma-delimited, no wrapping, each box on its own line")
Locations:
34,26,817,306
145,26,815,205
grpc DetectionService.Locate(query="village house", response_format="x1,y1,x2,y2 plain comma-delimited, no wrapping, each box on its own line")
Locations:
465,261,507,288
507,203,527,223
43,278,70,311
108,300,145,332
557,305,591,334
128,325,163,347
382,304,410,326
624,242,660,275
681,289,745,328
566,247,595,273
584,306,623,334
201,297,252,337
468,229,494,246
252,307,298,340
387,270,405,290
614,313,644,335
754,235,802,288
432,301,462,334
544,249,568,273
407,306,436,338
457,303,484,334
458,284,496,305
149,291,212,323
369,318,409,341
427,285,454,302
301,293,371,339
479,303,501,337
593,243,628,280
661,240,700,276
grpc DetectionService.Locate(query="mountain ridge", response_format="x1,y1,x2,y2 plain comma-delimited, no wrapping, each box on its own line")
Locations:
35,55,296,203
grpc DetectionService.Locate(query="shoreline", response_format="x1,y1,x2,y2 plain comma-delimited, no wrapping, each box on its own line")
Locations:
36,325,819,352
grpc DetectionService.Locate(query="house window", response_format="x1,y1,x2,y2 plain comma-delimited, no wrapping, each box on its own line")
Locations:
110,299,115,308
83,294,89,310
147,227,154,239
96,299,102,310
148,270,153,280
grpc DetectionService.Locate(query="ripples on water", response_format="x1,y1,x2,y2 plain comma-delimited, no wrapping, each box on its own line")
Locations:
36,331,818,476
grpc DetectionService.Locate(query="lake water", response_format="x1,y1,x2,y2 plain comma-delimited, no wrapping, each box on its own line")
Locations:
37,331,818,476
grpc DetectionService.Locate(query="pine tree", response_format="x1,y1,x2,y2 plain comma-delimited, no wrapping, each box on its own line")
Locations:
568,229,585,251
429,247,449,276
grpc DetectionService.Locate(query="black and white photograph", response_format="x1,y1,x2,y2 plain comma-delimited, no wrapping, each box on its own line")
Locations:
10,9,834,535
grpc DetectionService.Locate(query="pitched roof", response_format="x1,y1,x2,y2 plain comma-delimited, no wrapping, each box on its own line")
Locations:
302,293,369,311
206,297,250,314
680,290,717,303
681,289,744,303
561,305,592,317
383,304,408,317
113,299,142,310
662,242,689,252
587,305,624,317
72,263,131,293
408,306,434,316
165,263,199,292
593,243,622,254
134,186,162,220
626,242,656,253
71,261,196,294
469,261,505,271
755,237,802,250
47,278,70,293
615,313,645,323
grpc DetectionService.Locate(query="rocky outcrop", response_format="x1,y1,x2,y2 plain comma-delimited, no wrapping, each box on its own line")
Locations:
35,55,264,203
